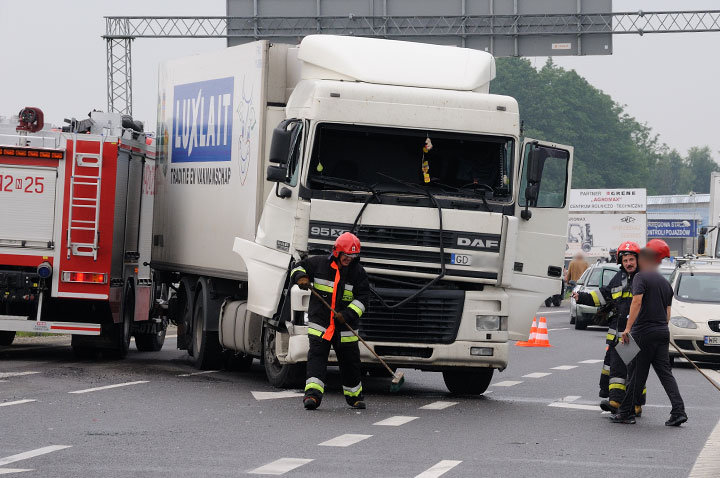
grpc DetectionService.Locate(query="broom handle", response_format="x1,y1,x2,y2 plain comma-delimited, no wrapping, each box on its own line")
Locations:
670,341,720,393
309,288,396,376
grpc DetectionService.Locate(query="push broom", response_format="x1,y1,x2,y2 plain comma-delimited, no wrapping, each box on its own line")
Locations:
310,288,405,392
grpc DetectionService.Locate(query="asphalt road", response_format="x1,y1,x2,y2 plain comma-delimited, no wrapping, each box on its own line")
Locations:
1,305,719,478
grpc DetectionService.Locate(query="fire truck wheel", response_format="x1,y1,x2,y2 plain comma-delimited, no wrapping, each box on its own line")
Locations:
109,284,134,359
190,281,223,370
0,331,15,346
443,368,494,395
135,328,166,352
262,326,305,388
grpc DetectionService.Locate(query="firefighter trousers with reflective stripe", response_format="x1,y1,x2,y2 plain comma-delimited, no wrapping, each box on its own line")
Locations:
608,346,647,405
599,346,612,397
305,333,363,405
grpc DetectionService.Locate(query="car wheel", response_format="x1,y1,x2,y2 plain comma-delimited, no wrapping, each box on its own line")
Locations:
570,314,576,325
574,317,587,330
544,298,552,307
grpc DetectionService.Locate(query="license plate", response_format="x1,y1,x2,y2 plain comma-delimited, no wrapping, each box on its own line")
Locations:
450,253,471,266
704,336,720,346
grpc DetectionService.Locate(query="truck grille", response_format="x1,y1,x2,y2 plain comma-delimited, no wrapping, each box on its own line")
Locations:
355,225,455,249
358,288,464,344
708,321,720,333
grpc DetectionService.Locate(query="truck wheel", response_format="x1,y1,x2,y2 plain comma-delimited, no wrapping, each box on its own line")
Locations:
263,326,305,388
108,284,133,359
135,328,166,352
0,331,15,346
443,368,494,395
176,277,196,351
190,281,223,370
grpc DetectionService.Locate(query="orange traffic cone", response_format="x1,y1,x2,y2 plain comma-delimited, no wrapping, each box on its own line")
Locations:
515,317,538,347
532,317,552,347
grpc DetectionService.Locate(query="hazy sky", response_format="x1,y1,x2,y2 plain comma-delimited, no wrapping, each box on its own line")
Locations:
0,0,717,161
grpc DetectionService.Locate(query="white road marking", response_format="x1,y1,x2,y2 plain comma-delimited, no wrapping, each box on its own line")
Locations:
166,334,178,339
551,365,578,371
415,460,463,478
0,372,40,379
523,372,551,378
0,399,36,408
373,416,419,426
68,381,148,394
177,370,220,377
251,391,304,401
248,458,314,475
0,445,71,467
491,380,523,387
704,369,720,387
0,469,32,475
538,310,569,314
561,395,581,403
689,416,720,477
420,401,458,410
548,402,600,411
318,434,372,447
548,327,570,331
578,359,603,364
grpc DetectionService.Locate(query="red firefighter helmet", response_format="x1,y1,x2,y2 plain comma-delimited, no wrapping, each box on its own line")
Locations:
645,239,671,262
333,232,361,258
616,241,641,264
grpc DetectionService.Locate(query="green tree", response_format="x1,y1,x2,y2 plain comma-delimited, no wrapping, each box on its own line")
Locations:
685,146,719,193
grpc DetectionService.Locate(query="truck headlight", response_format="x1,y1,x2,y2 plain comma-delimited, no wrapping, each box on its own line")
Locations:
670,316,697,329
476,315,503,331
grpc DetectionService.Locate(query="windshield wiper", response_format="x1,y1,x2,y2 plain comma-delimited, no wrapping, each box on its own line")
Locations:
310,175,373,193
429,180,493,212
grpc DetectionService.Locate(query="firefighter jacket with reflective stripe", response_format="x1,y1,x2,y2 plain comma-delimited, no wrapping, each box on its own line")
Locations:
290,255,370,341
577,269,635,342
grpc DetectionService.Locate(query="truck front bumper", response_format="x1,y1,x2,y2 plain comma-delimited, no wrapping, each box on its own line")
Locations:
281,328,508,371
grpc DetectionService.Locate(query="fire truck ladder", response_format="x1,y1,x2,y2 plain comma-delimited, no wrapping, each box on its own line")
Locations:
66,135,104,260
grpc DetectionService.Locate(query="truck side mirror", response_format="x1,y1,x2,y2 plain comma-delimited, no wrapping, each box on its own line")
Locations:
521,146,547,220
269,119,301,164
267,165,288,182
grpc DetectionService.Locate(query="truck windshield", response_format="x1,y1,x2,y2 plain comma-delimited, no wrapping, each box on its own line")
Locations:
676,272,720,303
307,124,513,202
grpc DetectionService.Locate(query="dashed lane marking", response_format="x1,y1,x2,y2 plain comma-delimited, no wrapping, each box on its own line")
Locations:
551,365,578,371
0,468,32,475
68,381,149,394
0,445,71,468
374,416,419,426
491,380,523,387
0,399,36,408
251,391,304,401
415,460,463,478
248,458,314,475
177,370,220,377
523,372,551,378
419,401,458,410
0,372,40,379
578,359,603,364
319,434,373,447
548,402,600,411
689,416,720,477
561,396,581,402
548,327,570,331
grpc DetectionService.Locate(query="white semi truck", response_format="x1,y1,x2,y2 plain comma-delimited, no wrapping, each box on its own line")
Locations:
152,35,574,394
700,171,720,258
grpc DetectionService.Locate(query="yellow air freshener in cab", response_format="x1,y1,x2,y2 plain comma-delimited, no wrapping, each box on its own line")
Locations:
421,137,433,183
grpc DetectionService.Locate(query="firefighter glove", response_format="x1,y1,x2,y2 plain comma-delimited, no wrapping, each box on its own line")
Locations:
296,277,310,290
334,311,345,324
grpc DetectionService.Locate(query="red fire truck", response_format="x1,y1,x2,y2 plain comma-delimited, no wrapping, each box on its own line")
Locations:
0,108,164,357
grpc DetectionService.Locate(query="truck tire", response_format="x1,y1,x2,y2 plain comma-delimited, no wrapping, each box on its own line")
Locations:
176,277,196,351
135,328,166,352
0,331,15,346
263,326,305,388
223,350,254,372
443,368,494,395
190,279,223,370
108,284,134,358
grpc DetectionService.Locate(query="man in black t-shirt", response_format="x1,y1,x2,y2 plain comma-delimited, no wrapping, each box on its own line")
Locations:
612,240,687,426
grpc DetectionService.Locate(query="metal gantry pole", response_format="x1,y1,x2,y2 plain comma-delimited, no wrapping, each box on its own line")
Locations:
104,16,133,115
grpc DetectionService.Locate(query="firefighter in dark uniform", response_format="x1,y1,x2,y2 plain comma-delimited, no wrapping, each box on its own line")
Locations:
291,232,370,410
573,241,646,414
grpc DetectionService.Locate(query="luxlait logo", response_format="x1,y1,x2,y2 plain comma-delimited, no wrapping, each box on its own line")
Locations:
172,77,234,163
457,236,500,249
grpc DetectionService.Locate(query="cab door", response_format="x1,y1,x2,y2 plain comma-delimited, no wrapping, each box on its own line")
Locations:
514,139,573,284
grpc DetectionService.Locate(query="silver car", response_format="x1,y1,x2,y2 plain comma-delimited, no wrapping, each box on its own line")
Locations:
569,262,620,330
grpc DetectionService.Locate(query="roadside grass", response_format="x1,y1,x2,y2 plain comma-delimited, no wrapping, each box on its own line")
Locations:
16,332,58,338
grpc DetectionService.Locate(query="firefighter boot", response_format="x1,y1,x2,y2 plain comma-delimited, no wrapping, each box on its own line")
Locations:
303,396,320,410
600,400,620,414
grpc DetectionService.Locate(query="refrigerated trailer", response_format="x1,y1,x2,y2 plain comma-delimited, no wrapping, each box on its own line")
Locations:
153,36,574,394
0,110,164,355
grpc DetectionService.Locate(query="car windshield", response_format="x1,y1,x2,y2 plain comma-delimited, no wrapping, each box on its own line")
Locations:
586,268,603,287
675,273,720,303
660,270,673,281
307,123,514,202
602,269,617,286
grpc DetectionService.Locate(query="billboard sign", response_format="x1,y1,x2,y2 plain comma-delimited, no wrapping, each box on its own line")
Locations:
567,213,647,257
647,220,697,239
569,189,647,212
